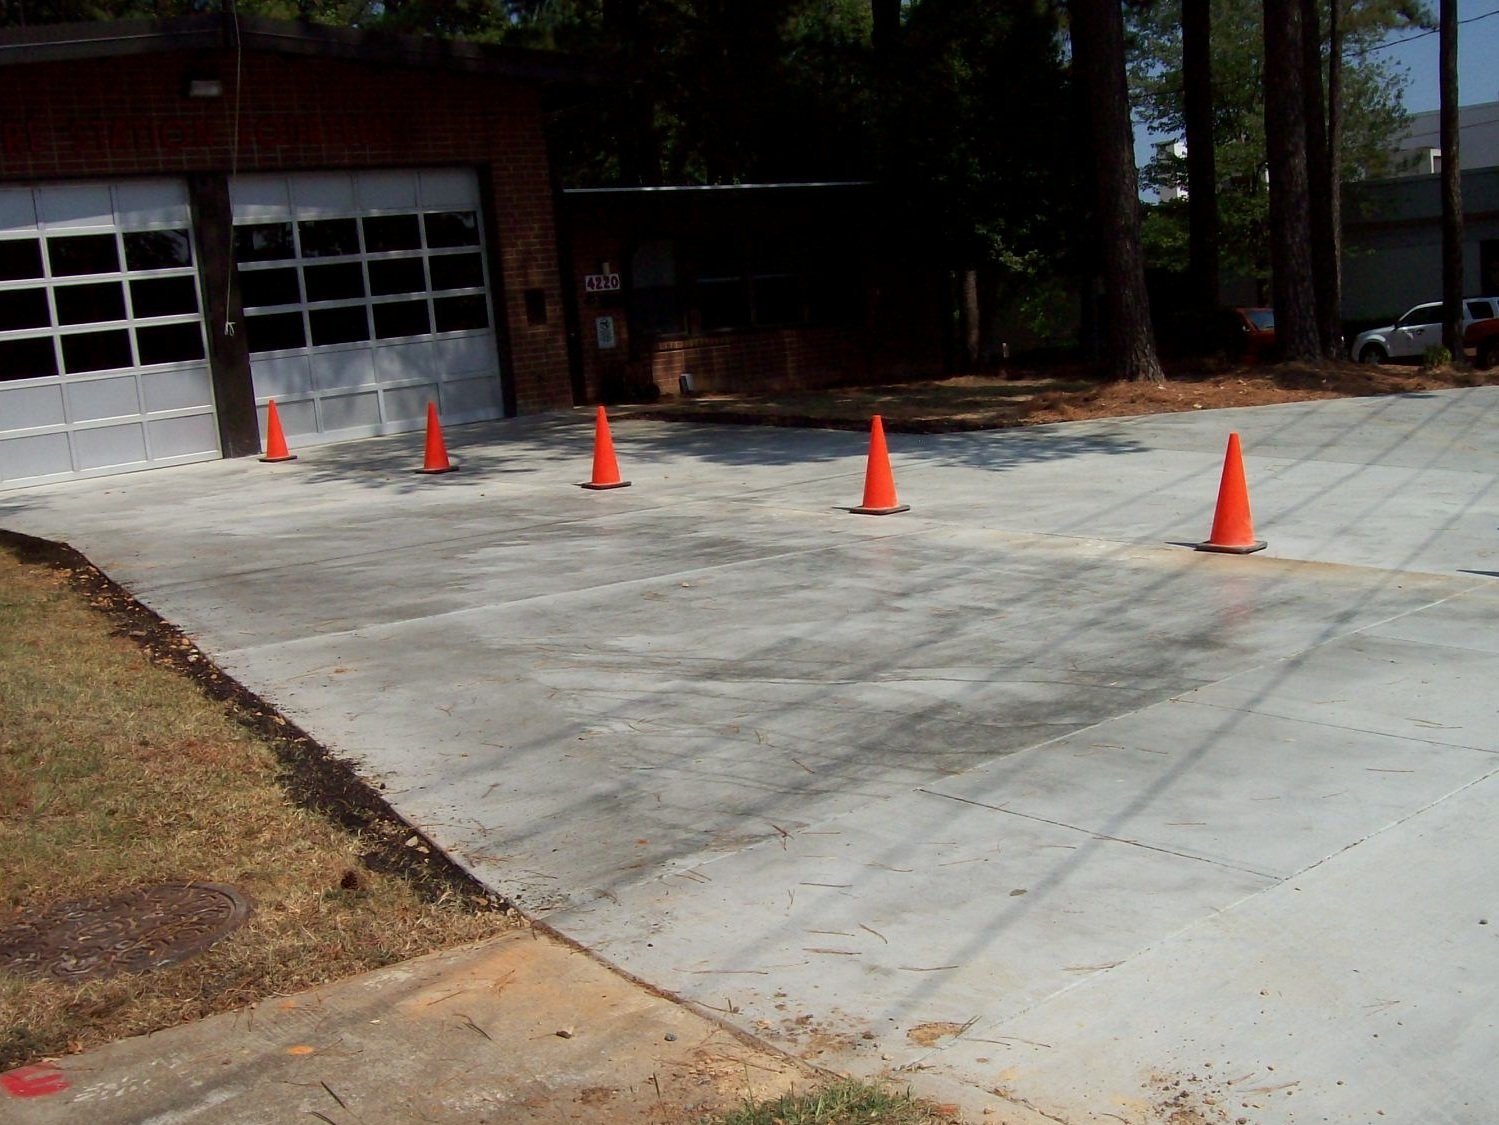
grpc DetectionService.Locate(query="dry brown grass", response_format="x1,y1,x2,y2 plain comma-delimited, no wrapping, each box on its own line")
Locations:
0,544,516,1071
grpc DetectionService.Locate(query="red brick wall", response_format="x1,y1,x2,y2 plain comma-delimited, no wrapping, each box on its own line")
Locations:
568,211,939,401
0,50,573,413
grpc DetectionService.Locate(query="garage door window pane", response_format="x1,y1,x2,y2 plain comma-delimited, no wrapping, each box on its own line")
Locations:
434,294,489,333
131,276,200,318
234,222,295,263
123,229,192,271
238,268,300,309
136,323,206,366
299,219,360,258
304,262,366,302
56,282,127,325
309,306,369,345
0,287,51,332
424,211,479,248
429,253,483,291
48,234,120,277
368,257,426,296
363,214,422,253
0,336,58,380
246,311,306,353
0,239,44,282
61,328,132,373
373,299,431,340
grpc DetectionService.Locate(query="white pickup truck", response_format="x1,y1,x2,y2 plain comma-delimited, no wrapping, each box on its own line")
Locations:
1350,296,1499,364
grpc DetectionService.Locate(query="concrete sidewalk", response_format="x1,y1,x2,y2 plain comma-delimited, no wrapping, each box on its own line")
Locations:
2,927,816,1124
4,388,1498,1123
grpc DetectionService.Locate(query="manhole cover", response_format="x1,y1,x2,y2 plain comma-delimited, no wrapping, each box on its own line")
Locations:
0,883,253,982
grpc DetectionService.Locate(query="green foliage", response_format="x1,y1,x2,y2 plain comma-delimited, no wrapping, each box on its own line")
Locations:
1127,0,1427,282
1422,343,1452,368
886,0,1082,274
708,1079,954,1125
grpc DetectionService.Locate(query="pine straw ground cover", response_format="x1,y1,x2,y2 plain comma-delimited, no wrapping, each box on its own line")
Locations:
624,358,1497,433
0,535,516,1072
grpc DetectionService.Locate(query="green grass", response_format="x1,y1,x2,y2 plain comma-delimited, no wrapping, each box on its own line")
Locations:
0,544,513,1071
707,1079,963,1124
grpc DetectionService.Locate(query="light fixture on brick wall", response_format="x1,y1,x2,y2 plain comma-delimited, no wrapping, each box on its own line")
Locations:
185,77,224,99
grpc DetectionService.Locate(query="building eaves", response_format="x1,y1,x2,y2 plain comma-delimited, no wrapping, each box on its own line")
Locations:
0,13,602,85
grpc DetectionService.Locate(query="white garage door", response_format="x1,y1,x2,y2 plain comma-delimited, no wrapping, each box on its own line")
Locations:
0,180,219,490
231,169,504,445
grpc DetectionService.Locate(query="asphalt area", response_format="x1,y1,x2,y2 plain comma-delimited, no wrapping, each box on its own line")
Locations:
3,388,1498,1123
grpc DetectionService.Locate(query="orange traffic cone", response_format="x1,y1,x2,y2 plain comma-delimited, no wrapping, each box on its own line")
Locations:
415,401,457,474
850,415,909,515
580,405,630,490
1196,432,1266,553
258,399,297,463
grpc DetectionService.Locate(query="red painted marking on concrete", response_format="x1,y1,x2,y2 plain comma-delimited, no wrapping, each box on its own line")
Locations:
1,1064,69,1098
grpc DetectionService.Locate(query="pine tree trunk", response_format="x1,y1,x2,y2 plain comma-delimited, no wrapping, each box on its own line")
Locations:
1301,0,1340,358
1262,0,1320,361
1440,0,1465,360
1070,0,1165,383
1182,0,1218,311
871,0,900,57
960,268,981,370
1327,0,1344,358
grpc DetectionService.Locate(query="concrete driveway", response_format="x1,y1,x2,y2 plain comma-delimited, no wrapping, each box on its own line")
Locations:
4,388,1498,1123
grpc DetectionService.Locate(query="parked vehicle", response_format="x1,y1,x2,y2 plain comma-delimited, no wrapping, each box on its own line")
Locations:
1230,307,1276,362
1350,297,1499,364
1470,317,1499,370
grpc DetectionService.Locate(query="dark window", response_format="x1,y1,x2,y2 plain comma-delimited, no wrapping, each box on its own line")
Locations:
238,268,301,309
373,299,431,339
136,323,206,365
1466,299,1497,321
629,240,682,336
0,239,44,282
524,288,547,325
123,229,192,271
698,279,750,331
55,282,126,325
245,311,306,353
1398,303,1441,328
0,287,51,332
233,222,296,263
368,257,427,296
309,305,369,346
304,262,366,302
424,211,480,248
130,276,200,318
433,294,489,333
0,336,58,380
753,275,803,326
808,273,860,325
1481,240,1499,294
363,214,422,253
429,252,483,291
47,234,120,277
629,288,683,336
61,328,132,373
298,218,360,258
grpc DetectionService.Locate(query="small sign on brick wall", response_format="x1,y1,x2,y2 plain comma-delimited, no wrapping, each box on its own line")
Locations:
595,316,617,349
584,273,621,293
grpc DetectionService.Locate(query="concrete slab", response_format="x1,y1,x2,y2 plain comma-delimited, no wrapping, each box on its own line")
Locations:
5,388,1499,1122
923,768,1499,1124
